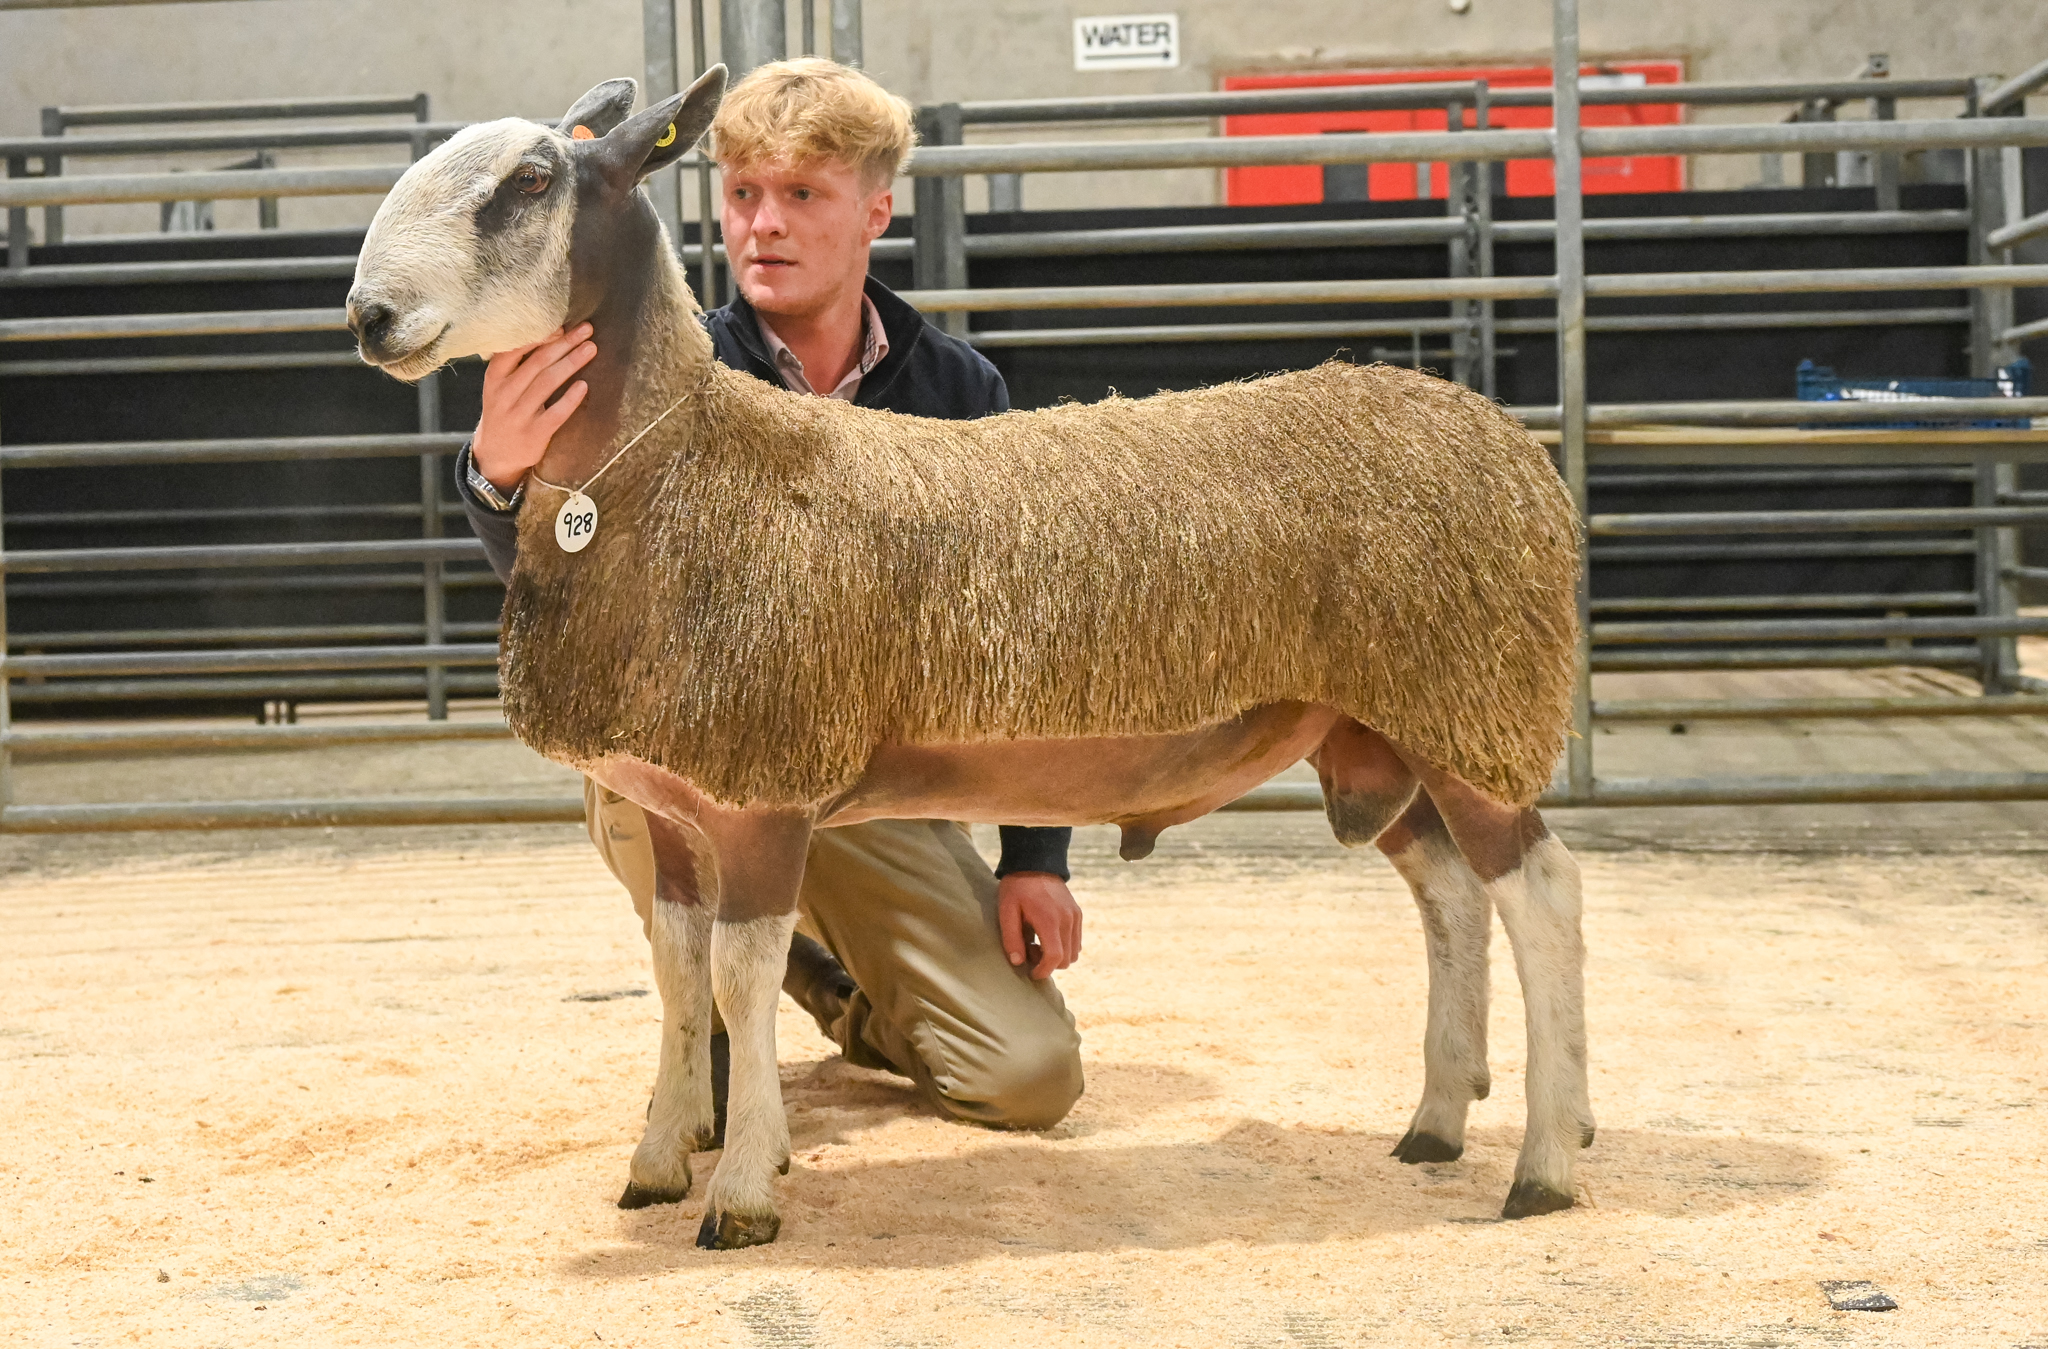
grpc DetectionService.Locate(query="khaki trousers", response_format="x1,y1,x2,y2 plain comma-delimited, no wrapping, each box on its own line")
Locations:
585,781,1083,1129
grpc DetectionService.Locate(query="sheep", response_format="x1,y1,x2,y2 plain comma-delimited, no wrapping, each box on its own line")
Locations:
346,68,1593,1250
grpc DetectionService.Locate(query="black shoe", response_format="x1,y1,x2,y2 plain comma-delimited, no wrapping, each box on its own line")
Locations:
783,932,858,1040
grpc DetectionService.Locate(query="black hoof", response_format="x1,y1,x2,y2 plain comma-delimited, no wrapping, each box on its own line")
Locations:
777,1156,791,1176
1391,1130,1464,1164
1580,1124,1596,1149
618,1181,689,1210
1501,1180,1575,1219
696,1207,780,1250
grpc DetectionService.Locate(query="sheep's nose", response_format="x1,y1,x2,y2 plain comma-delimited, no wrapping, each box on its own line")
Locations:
347,298,395,353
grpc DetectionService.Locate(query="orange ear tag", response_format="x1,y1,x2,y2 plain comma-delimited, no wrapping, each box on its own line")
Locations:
571,125,596,140
655,123,677,148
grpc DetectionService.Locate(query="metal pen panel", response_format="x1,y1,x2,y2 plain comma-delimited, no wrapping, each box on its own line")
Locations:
1552,0,1592,799
1590,615,2048,644
0,797,585,834
2,643,501,678
950,78,1977,126
2,538,486,573
0,165,405,209
1591,647,1980,671
0,124,467,160
1554,772,2048,807
0,433,466,469
902,275,1557,312
0,307,345,342
1589,506,2048,534
1594,696,2048,721
5,720,516,759
5,672,501,704
643,0,683,249
0,256,360,287
1584,263,2048,297
1982,57,2048,114
49,94,428,126
1590,589,1975,612
1221,770,2048,810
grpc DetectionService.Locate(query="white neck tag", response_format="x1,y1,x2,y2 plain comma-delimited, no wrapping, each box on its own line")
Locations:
554,491,598,553
529,388,695,557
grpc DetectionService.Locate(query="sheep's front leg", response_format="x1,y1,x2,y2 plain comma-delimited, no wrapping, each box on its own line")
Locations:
1377,793,1492,1164
622,812,718,1209
696,809,813,1251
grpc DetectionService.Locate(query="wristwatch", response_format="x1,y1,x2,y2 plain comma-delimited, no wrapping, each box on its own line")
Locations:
462,442,524,513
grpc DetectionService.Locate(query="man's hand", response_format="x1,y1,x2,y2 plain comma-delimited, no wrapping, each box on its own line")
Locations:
997,871,1083,980
472,322,597,491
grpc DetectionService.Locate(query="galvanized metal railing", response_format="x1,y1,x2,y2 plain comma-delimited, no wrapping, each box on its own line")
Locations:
2,7,2046,828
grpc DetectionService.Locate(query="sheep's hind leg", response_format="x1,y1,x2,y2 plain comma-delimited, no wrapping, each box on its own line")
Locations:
621,813,717,1209
1424,775,1593,1219
696,811,813,1251
1376,791,1492,1165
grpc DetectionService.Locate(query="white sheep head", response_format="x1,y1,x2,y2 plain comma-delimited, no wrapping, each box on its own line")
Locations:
348,67,727,381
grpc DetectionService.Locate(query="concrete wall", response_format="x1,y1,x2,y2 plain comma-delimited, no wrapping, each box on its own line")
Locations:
1,0,2039,237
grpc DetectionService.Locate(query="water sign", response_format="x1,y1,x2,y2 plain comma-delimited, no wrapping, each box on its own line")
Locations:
1073,13,1179,72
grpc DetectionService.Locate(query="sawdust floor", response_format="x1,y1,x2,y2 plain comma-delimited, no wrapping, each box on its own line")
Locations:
3,808,2045,1348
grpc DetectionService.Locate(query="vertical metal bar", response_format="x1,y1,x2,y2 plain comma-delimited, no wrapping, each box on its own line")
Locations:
913,103,967,338
801,0,815,55
986,173,1022,213
1552,0,1592,800
831,0,862,66
1968,80,2010,379
722,0,787,75
691,0,720,309
1976,461,2021,692
418,373,447,719
644,0,684,253
39,106,62,248
256,148,279,230
0,410,11,816
1978,120,2025,693
712,0,782,305
1474,80,1496,400
1799,100,1837,188
1872,95,1900,212
6,157,29,271
1446,100,1473,388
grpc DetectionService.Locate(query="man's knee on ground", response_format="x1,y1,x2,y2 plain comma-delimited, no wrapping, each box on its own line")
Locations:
933,1038,1085,1132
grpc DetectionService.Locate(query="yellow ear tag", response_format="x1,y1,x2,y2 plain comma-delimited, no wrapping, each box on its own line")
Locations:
655,122,677,148
571,124,596,140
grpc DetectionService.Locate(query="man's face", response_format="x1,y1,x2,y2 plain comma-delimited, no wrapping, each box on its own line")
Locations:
720,156,891,320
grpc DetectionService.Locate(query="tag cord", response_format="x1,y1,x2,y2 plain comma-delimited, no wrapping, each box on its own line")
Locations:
530,389,694,497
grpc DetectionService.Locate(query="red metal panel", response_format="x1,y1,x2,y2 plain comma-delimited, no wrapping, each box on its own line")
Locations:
1220,62,1684,205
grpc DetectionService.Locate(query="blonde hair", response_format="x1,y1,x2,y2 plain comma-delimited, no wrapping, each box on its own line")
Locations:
711,57,917,192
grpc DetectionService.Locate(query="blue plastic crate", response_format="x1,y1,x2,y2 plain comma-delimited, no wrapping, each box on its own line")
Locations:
1796,357,2032,430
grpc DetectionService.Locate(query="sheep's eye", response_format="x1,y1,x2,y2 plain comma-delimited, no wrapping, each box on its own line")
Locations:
514,166,550,195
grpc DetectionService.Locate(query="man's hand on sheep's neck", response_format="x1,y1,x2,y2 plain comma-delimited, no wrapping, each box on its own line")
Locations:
473,322,598,490
998,872,1084,980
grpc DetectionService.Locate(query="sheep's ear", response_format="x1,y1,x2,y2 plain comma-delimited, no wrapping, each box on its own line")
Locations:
559,78,639,138
592,64,726,187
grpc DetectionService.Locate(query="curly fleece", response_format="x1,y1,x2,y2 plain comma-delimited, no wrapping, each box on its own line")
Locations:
501,281,1580,810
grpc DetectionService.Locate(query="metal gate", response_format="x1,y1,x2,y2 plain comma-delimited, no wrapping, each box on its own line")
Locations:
2,0,2046,830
